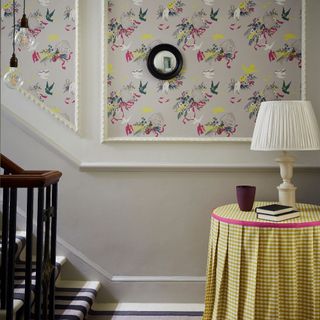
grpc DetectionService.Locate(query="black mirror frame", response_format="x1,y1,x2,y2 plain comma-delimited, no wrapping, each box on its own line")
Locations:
147,44,183,80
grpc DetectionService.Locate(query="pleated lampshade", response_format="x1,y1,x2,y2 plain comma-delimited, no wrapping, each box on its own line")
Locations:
251,101,320,151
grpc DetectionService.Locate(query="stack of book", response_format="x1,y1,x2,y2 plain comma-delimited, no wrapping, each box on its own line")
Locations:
255,204,300,221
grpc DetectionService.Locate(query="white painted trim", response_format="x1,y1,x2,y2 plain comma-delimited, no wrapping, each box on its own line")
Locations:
9,202,206,283
92,302,205,312
3,104,319,173
13,0,80,133
79,162,320,173
112,276,206,282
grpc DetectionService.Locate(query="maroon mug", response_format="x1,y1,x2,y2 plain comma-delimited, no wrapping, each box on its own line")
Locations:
236,185,256,211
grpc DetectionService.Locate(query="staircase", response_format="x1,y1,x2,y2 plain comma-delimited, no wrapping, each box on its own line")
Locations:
0,155,102,320
0,232,100,320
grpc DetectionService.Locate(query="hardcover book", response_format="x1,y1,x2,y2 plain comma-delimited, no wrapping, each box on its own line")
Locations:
257,211,300,222
255,204,294,215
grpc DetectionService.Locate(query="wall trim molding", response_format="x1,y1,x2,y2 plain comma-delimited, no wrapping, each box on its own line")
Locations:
7,202,206,283
91,302,204,312
2,104,320,173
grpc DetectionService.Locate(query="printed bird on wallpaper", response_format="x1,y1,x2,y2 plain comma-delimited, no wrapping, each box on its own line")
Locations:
64,6,76,31
27,9,54,39
244,8,290,51
174,82,218,124
125,113,166,136
131,69,143,79
108,8,148,51
38,0,51,6
228,0,256,30
174,9,219,51
197,113,238,137
29,82,49,102
32,41,73,70
157,0,185,30
107,74,114,86
244,81,291,120
63,79,76,104
107,82,143,123
198,39,238,68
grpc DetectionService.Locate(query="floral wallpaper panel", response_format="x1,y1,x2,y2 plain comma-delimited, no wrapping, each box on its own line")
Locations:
1,0,78,130
104,0,302,139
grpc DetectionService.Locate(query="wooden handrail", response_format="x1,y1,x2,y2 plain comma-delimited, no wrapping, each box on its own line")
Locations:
0,154,62,187
0,154,24,174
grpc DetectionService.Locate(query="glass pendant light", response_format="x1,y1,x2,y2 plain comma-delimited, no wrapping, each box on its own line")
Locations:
15,0,35,50
4,0,23,89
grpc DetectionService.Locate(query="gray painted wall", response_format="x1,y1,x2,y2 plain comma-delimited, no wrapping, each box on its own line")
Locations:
1,0,319,303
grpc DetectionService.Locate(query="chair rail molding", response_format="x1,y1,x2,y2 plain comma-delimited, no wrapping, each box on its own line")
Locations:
2,103,320,173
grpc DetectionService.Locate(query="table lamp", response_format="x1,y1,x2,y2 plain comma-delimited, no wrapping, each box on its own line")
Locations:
251,100,320,208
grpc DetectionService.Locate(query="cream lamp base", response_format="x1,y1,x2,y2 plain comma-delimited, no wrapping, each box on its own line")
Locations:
276,152,297,209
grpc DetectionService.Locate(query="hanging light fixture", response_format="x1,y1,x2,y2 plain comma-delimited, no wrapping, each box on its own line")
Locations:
15,0,35,50
3,0,23,89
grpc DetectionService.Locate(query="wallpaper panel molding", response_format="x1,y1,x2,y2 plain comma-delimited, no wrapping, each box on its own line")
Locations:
1,0,79,132
102,0,305,142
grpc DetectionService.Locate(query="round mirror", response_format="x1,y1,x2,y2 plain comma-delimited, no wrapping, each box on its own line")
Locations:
147,44,183,80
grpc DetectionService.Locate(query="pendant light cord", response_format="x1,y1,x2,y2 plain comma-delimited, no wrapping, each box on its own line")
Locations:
13,0,16,54
23,0,26,15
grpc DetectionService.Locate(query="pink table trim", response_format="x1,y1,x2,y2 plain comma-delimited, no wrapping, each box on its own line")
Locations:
211,213,320,228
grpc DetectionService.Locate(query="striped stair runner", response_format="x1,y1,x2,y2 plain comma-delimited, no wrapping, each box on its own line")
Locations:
0,233,100,320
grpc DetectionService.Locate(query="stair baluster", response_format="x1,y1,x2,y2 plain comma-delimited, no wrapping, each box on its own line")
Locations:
0,154,62,320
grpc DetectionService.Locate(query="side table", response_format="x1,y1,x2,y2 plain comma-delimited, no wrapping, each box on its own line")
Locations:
202,202,320,320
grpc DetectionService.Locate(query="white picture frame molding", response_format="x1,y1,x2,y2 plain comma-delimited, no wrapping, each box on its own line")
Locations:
16,0,80,133
101,0,306,143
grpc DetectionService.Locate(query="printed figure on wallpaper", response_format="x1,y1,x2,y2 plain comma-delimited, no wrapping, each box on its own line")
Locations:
197,39,238,68
28,81,54,102
174,8,219,51
157,75,184,103
174,81,219,124
107,81,148,123
32,41,73,70
1,1,20,30
244,80,291,120
197,113,238,137
228,0,256,30
244,8,290,51
157,0,185,30
125,113,166,137
63,79,76,104
229,64,257,103
125,43,149,63
272,41,301,67
108,8,148,51
64,6,76,31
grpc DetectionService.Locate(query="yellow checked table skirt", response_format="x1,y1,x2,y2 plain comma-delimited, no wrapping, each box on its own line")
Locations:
202,202,320,320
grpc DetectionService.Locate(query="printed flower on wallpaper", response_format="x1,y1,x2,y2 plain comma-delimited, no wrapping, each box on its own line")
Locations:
1,0,77,128
228,0,256,30
108,6,148,51
197,113,238,137
174,8,219,51
173,81,219,124
105,0,302,139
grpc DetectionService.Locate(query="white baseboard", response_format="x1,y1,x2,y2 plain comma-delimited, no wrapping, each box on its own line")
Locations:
91,302,204,312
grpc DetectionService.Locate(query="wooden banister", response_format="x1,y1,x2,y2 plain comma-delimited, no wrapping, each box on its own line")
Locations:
0,154,62,187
